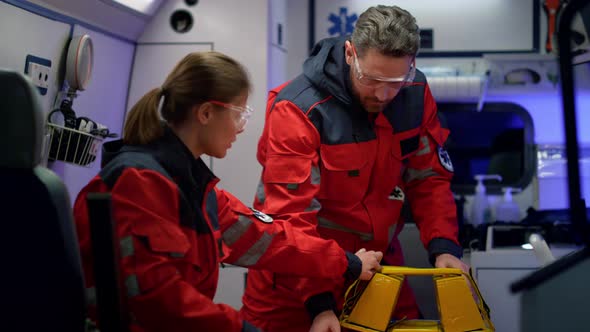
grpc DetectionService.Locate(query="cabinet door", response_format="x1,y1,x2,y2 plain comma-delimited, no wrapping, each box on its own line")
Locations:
314,0,536,54
477,268,535,332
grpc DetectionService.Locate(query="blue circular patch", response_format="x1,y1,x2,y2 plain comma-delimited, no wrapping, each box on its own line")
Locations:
437,146,454,173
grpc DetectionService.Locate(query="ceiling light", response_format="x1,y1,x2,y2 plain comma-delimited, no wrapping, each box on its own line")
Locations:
108,0,163,16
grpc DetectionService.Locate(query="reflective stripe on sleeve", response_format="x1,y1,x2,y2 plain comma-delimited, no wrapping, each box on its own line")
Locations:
415,136,431,156
403,167,438,183
317,217,373,241
223,215,253,246
232,232,274,267
311,166,321,185
125,274,140,297
256,180,266,204
305,198,322,212
86,287,96,306
388,223,398,243
120,236,134,258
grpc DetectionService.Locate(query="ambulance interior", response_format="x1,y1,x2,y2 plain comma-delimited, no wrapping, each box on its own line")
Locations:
1,0,589,331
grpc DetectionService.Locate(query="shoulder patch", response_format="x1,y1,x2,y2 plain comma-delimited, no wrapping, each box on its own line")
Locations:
437,146,454,173
250,208,273,223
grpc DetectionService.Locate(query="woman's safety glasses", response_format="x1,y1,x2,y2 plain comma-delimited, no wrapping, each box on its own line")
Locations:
208,100,253,131
352,44,416,89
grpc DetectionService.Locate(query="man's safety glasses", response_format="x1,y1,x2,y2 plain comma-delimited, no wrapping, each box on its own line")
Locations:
352,44,416,89
208,100,253,130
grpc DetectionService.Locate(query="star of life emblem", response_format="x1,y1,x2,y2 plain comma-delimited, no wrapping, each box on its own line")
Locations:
437,146,454,173
328,7,357,36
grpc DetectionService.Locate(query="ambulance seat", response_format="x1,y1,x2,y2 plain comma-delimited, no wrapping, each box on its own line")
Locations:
0,69,86,331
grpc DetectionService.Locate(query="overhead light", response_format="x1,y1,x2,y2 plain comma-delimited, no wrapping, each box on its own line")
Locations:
521,243,533,250
106,0,163,16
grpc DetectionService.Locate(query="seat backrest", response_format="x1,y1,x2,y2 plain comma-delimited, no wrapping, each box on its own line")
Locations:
0,69,86,331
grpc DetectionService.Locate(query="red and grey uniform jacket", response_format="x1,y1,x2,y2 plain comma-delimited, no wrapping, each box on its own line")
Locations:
242,36,462,325
73,127,362,332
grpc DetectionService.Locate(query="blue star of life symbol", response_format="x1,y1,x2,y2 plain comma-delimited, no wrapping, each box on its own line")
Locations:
328,7,357,36
437,146,454,173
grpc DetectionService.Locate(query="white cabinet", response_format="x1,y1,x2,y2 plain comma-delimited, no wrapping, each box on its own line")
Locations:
475,266,534,332
470,248,577,332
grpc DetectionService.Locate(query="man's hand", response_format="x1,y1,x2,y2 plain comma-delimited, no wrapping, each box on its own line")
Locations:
434,253,469,273
355,248,383,280
309,310,341,332
435,253,479,302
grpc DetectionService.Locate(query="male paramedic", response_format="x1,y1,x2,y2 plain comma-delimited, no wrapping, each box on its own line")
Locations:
240,5,469,332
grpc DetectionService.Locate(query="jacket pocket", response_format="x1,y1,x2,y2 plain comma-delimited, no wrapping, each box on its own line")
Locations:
318,143,368,202
263,155,312,185
130,220,202,274
132,220,191,256
127,220,207,293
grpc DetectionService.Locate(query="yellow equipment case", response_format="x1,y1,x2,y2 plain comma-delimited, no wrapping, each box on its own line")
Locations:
339,266,494,332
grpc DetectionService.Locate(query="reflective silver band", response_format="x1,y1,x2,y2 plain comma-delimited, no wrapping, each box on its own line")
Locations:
317,217,373,241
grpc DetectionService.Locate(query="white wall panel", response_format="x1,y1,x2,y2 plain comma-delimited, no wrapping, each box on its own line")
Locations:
285,0,308,81
268,0,287,90
127,43,213,110
314,0,535,52
0,1,70,113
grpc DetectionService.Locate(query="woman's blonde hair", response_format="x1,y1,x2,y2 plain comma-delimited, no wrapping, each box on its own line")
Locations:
123,51,251,145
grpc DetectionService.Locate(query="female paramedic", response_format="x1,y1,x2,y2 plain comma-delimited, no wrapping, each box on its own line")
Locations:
73,51,382,332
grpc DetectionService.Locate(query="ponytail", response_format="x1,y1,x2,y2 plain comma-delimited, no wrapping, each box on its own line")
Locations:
123,88,164,145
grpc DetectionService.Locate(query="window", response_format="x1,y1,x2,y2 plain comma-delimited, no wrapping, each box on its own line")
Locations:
438,102,535,194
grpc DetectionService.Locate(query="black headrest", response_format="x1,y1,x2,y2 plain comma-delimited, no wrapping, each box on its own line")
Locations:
0,68,45,168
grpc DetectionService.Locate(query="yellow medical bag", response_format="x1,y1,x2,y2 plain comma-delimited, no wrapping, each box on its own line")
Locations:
339,266,494,332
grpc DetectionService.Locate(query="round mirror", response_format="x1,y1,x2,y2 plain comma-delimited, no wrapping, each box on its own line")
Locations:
65,34,94,91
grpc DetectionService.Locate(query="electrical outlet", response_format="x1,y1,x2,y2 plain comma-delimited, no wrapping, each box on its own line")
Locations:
28,62,50,89
24,54,52,96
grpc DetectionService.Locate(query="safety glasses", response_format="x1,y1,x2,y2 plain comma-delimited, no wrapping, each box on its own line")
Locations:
208,100,253,130
351,44,416,89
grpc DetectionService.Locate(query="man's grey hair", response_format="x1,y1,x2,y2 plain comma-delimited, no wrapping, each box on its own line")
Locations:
351,5,420,57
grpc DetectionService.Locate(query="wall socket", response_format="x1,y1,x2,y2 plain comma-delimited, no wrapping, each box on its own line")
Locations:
24,54,52,96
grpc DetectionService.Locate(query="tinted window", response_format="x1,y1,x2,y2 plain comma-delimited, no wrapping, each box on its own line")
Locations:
438,102,535,194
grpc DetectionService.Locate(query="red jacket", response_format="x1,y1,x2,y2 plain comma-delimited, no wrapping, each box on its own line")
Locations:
241,36,461,331
74,127,361,332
